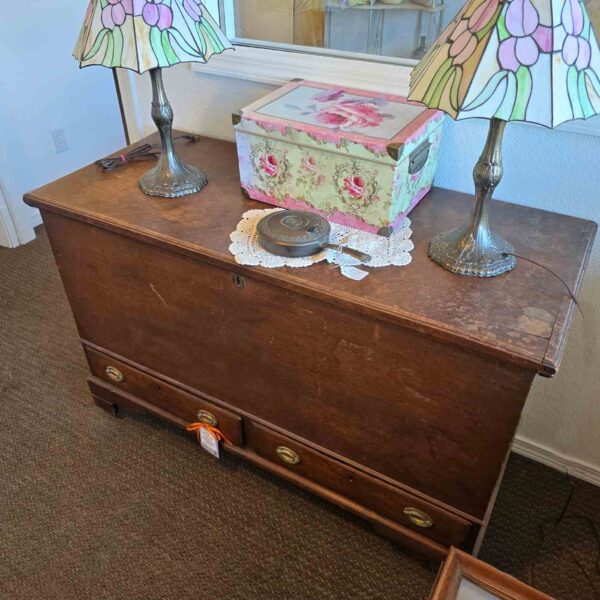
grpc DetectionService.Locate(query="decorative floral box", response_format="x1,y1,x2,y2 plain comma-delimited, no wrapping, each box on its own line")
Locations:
233,80,444,236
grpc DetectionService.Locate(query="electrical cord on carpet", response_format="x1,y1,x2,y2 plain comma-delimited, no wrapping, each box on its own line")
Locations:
528,472,600,598
95,134,200,171
499,253,594,595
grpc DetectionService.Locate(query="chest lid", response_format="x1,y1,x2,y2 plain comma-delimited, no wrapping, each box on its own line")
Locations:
234,80,443,163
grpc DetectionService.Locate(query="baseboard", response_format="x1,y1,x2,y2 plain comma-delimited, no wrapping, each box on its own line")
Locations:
0,202,19,248
30,209,43,229
512,436,600,487
0,212,13,247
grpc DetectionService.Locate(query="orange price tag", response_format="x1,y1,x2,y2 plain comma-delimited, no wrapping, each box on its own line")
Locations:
186,422,232,459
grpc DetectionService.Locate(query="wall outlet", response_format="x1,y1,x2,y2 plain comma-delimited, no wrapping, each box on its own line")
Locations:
52,128,68,154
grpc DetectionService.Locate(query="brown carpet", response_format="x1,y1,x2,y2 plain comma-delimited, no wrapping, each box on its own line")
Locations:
1,228,599,600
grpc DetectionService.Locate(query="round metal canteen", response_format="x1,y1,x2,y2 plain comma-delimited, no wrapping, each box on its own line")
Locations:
257,210,371,263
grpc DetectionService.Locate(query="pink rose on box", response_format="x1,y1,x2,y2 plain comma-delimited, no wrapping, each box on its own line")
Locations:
302,155,318,174
312,88,345,103
316,100,384,130
260,154,279,177
344,176,365,199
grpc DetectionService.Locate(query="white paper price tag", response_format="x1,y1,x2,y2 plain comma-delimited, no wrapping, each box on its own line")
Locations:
341,266,369,281
200,427,220,459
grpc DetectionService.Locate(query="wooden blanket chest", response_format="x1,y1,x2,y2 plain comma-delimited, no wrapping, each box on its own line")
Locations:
25,134,596,561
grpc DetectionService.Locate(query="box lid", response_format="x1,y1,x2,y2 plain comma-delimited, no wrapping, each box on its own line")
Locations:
234,80,443,163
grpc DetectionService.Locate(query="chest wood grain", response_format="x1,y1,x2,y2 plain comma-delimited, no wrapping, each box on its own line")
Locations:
25,134,596,558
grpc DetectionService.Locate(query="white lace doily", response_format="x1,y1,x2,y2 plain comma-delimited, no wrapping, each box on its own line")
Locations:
229,208,414,270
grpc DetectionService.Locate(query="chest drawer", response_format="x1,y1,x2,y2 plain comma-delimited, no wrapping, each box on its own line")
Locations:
245,421,474,549
84,347,244,446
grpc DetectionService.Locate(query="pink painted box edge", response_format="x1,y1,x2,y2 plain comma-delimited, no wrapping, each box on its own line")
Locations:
239,79,442,154
241,185,430,235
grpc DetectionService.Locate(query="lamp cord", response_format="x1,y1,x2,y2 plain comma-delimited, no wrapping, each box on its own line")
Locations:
95,134,200,172
502,252,584,319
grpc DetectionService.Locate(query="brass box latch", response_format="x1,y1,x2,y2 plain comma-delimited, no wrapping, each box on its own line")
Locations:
386,140,431,173
408,141,431,175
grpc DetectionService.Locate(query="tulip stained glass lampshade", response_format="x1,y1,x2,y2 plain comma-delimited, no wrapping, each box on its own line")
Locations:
409,0,600,276
74,0,233,198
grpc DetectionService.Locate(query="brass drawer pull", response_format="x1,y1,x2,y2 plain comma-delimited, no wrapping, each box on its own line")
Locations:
105,366,124,383
276,446,300,465
197,410,218,427
403,507,434,529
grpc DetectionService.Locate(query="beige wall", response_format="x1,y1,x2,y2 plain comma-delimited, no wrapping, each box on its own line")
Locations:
120,64,600,483
232,1,325,47
233,0,294,43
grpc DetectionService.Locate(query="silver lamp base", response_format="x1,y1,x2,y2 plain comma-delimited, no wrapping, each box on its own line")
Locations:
140,67,207,199
429,118,516,278
139,162,208,198
429,226,516,277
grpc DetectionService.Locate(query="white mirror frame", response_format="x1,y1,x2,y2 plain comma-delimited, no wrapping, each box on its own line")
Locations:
201,0,415,95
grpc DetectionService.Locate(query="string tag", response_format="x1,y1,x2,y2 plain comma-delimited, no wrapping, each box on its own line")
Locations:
200,428,220,459
341,265,369,281
186,422,232,459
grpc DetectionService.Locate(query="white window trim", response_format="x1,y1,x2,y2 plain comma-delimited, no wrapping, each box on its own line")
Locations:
191,44,414,97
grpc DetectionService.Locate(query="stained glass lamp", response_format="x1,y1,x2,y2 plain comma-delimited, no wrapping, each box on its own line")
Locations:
74,0,233,197
409,0,600,276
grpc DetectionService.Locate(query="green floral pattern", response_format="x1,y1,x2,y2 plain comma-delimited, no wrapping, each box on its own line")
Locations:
74,0,232,73
236,116,443,232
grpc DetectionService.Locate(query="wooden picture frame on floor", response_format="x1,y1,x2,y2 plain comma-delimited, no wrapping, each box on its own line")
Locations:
430,548,554,600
